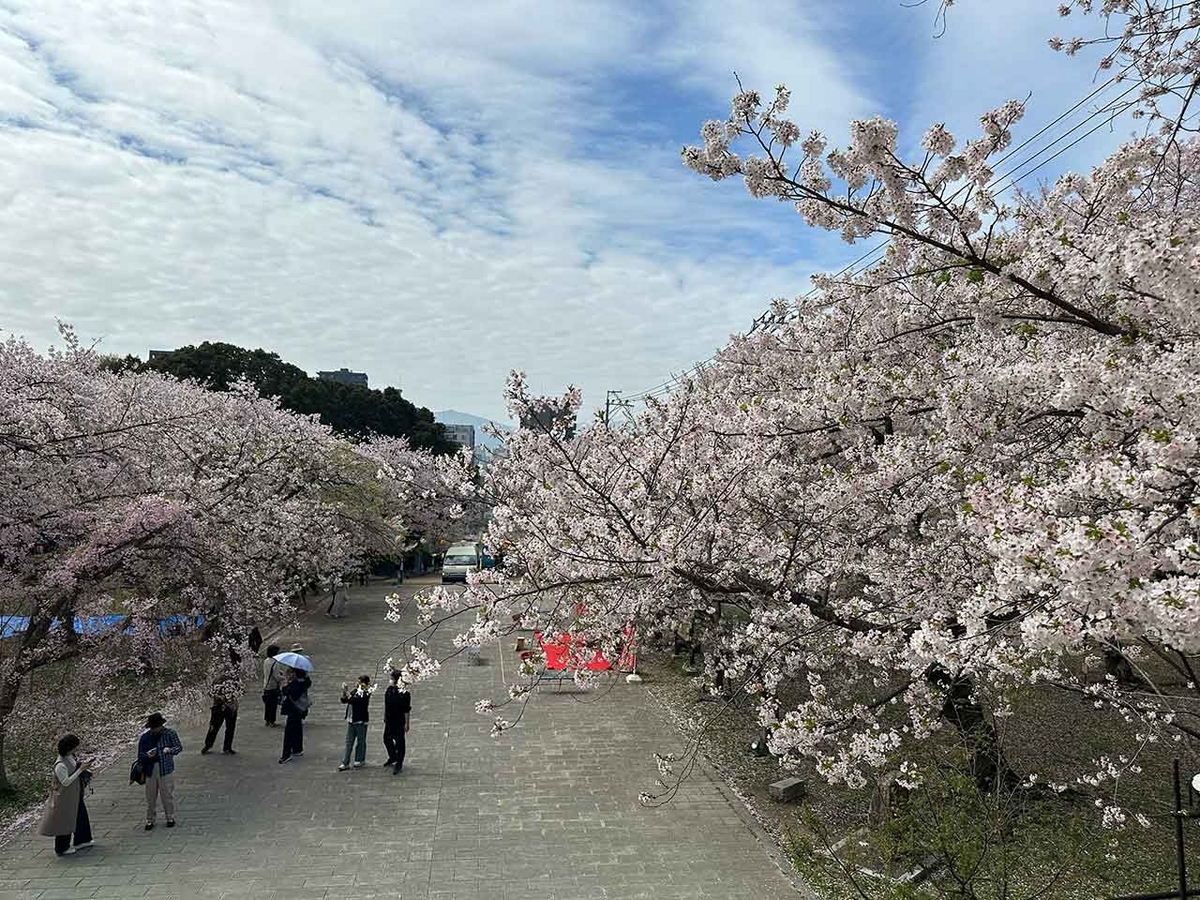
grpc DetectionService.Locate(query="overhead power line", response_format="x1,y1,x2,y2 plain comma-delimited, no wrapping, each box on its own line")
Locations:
619,69,1140,406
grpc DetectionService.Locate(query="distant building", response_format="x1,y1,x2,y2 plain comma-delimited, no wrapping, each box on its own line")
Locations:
147,349,172,361
317,367,369,388
443,424,475,451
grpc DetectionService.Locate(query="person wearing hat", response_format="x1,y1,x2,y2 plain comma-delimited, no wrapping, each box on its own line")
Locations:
137,713,183,830
288,643,313,692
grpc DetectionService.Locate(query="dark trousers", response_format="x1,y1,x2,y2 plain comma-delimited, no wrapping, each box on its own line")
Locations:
282,714,304,758
204,705,237,752
54,794,92,855
263,689,281,725
383,723,406,770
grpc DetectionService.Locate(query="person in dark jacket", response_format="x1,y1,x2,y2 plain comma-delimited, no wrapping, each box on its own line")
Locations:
278,668,309,764
383,670,411,775
201,687,238,755
338,675,373,770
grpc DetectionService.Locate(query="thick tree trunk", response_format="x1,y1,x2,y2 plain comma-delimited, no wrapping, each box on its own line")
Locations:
0,672,22,795
1103,646,1144,687
929,666,1020,793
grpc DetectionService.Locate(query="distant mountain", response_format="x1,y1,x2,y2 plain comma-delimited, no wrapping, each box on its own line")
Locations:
434,410,513,451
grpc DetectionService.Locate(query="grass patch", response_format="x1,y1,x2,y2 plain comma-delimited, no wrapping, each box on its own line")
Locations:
642,644,1200,898
0,641,208,834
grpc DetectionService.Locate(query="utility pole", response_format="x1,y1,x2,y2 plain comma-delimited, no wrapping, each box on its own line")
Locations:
605,390,621,430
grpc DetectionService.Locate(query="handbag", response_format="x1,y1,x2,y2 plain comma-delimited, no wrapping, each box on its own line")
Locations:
294,692,311,715
129,759,147,785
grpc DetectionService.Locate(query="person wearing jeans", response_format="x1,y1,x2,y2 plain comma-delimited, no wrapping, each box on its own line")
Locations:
338,675,373,770
137,713,183,830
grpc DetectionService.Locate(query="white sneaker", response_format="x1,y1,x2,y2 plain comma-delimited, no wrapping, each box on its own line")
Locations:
74,841,94,850
352,761,363,768
57,847,76,856
337,764,349,771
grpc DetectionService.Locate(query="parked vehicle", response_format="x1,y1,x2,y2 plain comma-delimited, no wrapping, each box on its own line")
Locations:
441,543,481,583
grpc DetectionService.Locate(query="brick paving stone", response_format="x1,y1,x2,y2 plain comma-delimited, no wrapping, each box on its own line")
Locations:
0,580,804,898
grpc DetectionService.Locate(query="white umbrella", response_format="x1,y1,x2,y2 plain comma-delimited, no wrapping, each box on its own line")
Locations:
271,652,313,672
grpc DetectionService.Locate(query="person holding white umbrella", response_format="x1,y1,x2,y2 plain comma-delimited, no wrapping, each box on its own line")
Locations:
274,648,312,764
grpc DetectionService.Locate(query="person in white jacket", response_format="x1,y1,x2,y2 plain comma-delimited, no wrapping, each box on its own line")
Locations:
261,643,283,726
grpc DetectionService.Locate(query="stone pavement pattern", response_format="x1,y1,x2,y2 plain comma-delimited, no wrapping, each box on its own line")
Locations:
0,579,801,899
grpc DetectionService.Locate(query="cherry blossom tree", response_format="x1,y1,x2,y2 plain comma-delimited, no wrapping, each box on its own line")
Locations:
354,435,481,561
392,2,1200,824
0,329,354,792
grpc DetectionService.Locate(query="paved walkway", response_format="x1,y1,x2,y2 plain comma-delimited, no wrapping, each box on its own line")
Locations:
0,580,802,899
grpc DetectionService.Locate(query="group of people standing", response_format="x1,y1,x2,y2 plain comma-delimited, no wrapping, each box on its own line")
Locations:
38,710,184,855
40,637,414,856
337,671,411,774
199,640,313,762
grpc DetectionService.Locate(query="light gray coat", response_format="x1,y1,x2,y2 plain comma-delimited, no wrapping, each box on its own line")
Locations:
37,756,82,836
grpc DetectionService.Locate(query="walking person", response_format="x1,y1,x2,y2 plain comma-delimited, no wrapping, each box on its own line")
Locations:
331,586,349,618
38,734,93,856
201,688,238,755
279,667,309,764
327,579,349,619
138,713,183,830
338,675,373,770
383,670,411,775
261,644,283,727
325,578,340,618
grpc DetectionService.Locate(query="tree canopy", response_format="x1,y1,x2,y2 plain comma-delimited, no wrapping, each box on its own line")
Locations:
136,342,453,453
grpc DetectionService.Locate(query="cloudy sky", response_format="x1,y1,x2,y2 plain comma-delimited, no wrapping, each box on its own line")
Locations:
0,1,1128,421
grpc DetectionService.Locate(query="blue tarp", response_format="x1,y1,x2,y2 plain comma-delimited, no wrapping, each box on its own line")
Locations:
0,613,205,640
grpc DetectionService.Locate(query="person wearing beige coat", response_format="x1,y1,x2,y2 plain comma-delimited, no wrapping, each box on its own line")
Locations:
37,734,93,856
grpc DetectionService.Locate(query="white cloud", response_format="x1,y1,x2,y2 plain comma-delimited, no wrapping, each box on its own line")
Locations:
0,0,1137,421
649,0,877,130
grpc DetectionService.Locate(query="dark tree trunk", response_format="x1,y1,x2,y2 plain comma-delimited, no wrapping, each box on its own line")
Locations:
0,671,22,795
1103,646,1144,687
929,666,1020,793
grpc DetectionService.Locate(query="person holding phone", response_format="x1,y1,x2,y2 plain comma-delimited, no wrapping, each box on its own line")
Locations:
38,733,94,856
338,675,373,770
137,713,183,830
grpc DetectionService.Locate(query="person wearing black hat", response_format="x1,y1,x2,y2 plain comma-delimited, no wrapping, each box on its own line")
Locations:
137,713,183,830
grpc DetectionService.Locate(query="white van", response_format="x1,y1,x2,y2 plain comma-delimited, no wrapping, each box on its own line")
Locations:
441,543,481,583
